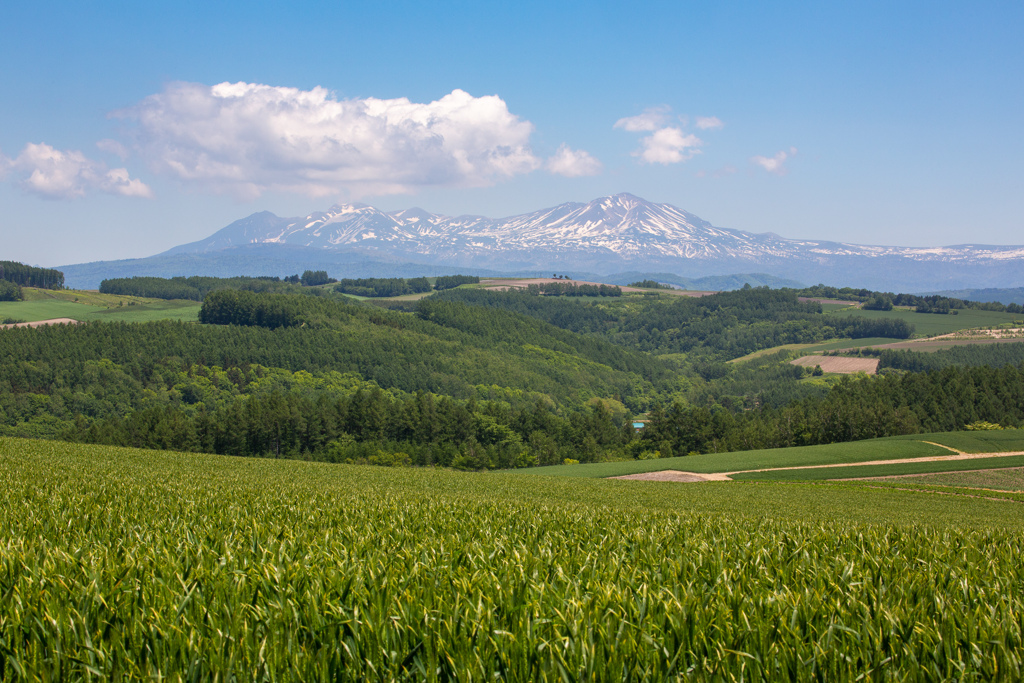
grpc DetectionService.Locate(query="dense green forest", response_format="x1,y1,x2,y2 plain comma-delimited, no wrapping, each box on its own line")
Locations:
100,275,301,300
335,277,432,297
433,287,913,360
3,284,1022,468
0,260,63,289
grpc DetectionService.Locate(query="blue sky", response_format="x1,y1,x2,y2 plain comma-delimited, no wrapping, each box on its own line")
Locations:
2,1,1022,267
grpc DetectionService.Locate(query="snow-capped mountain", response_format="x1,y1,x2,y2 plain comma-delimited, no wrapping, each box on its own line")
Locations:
147,192,1024,291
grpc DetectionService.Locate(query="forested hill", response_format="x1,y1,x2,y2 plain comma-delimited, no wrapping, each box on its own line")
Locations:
3,286,1023,469
432,287,914,360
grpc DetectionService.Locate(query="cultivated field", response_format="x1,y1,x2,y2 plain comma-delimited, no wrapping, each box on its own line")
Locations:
790,354,879,374
3,436,1024,679
862,466,1024,491
529,431,1024,480
0,287,201,323
830,306,1023,337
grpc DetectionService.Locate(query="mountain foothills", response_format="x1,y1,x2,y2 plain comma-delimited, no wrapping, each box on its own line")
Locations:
60,193,1024,291
4,267,1024,467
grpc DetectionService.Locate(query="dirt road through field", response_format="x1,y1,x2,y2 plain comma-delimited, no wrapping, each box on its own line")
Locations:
611,449,1024,482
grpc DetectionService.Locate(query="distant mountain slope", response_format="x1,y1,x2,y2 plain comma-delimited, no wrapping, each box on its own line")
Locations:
923,287,1024,306
60,193,1024,291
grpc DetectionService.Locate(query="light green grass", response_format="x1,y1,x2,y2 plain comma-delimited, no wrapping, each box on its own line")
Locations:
869,467,1024,493
526,437,953,478
0,291,200,323
3,437,1024,679
732,454,1024,481
889,429,1024,453
829,306,1021,337
730,338,903,363
529,431,1024,480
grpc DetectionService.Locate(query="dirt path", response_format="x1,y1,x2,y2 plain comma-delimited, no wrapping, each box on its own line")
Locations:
611,449,1024,483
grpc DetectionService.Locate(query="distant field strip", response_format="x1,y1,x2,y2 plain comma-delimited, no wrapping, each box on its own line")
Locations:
529,431,1024,479
0,297,201,323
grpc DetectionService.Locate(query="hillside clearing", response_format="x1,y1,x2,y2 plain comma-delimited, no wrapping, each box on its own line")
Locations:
790,354,879,374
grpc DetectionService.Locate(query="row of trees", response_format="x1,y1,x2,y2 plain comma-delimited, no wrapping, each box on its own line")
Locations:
797,284,1024,314
0,261,63,289
335,277,432,297
524,282,623,297
100,275,298,300
434,275,480,290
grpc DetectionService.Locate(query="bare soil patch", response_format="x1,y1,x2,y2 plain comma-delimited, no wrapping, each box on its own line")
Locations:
0,317,79,330
611,470,730,482
791,355,879,374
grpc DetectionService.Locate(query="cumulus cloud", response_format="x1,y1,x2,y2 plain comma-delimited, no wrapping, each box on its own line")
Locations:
751,147,798,175
113,81,542,198
695,116,724,130
613,106,672,133
3,143,152,199
545,144,603,177
635,127,703,165
616,106,713,165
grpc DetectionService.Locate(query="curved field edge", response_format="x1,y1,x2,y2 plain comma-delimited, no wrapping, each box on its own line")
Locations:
2,437,1024,680
525,430,1024,479
732,454,1024,482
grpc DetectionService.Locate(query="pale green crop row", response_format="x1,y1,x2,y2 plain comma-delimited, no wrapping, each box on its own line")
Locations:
2,437,1023,680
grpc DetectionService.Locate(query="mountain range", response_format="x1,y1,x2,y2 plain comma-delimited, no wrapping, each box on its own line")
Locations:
60,193,1024,291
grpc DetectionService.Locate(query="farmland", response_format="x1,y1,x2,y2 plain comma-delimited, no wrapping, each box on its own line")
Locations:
3,436,1024,679
0,287,201,323
830,306,1023,337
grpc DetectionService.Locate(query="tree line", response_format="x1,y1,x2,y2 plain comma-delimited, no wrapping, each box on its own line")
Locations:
0,260,63,289
796,284,1024,314
100,275,302,300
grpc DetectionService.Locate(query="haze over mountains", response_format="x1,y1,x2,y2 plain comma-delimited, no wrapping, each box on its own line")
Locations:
61,193,1024,291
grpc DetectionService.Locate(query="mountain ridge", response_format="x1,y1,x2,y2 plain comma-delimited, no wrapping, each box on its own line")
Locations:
62,193,1024,291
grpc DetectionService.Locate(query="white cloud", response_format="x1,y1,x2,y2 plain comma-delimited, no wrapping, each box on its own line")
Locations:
751,147,798,175
636,127,703,165
114,81,542,198
546,144,603,177
614,106,671,132
616,106,713,165
4,143,152,200
695,116,724,130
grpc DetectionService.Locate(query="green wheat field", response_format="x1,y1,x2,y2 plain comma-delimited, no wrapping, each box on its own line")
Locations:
2,436,1023,680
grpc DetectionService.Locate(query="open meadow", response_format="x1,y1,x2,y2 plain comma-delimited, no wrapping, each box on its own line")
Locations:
829,306,1023,337
0,287,201,323
3,436,1024,680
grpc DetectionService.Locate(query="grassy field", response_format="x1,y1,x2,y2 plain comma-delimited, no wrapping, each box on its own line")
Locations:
2,436,1024,679
0,288,201,323
528,431,1024,480
868,467,1024,492
731,454,1024,482
829,306,1022,337
729,337,905,363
